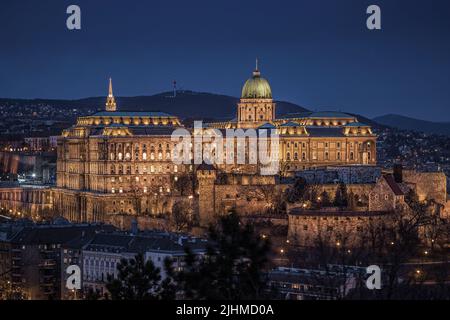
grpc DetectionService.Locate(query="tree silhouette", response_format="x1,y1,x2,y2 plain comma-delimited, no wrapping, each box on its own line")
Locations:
106,254,163,300
171,211,272,299
333,183,348,209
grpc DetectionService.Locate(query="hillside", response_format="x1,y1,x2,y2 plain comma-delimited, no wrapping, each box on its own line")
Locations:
0,91,309,120
373,114,450,136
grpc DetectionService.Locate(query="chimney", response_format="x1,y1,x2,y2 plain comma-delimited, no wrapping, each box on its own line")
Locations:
393,164,403,183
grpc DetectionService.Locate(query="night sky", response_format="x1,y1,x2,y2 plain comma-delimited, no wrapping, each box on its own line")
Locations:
1,0,450,121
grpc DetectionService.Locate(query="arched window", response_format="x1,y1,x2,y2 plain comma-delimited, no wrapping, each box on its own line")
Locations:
286,152,291,161
118,152,123,160
350,152,354,160
142,152,147,160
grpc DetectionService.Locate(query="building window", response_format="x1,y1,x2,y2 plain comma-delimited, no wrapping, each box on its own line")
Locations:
337,152,341,160
286,152,291,161
325,152,329,160
142,152,147,160
118,152,123,160
350,152,354,160
294,152,298,161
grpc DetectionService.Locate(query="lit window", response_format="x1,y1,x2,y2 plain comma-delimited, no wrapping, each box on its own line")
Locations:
143,152,147,160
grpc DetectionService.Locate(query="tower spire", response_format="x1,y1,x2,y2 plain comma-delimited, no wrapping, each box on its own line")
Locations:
253,58,260,77
105,77,117,111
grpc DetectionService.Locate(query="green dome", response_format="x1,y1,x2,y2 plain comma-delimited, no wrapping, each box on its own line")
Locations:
241,69,272,99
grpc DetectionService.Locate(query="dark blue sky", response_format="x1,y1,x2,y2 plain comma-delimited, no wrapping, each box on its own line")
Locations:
1,0,450,121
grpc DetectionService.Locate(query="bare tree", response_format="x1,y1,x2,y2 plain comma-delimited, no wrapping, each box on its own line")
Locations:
169,200,194,232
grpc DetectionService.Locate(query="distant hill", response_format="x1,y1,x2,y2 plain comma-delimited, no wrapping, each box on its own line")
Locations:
0,91,309,120
373,114,450,136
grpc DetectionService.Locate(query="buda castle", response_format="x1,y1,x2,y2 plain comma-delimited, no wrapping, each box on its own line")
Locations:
1,63,379,226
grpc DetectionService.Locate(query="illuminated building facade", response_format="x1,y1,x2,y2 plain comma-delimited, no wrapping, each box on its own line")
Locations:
46,64,378,223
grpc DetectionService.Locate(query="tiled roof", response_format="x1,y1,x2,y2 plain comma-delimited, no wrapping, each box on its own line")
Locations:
305,126,345,137
92,111,175,117
280,121,301,127
344,122,369,127
90,126,180,136
383,175,404,196
258,123,276,129
10,224,114,245
278,112,312,119
308,111,354,118
279,111,354,119
83,233,208,254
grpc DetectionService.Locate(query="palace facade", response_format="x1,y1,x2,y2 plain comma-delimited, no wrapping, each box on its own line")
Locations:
3,64,379,226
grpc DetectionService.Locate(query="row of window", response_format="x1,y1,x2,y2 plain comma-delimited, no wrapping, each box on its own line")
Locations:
285,151,371,161
110,164,182,174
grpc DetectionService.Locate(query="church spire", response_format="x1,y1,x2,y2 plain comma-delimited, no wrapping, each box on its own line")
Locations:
105,77,117,111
